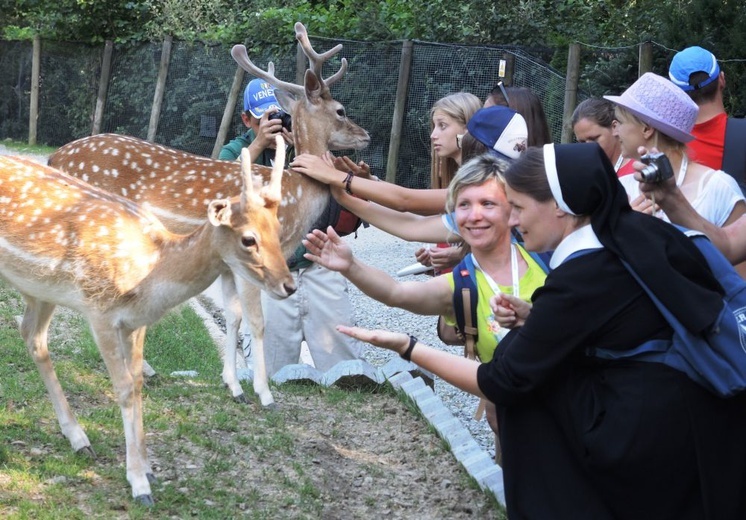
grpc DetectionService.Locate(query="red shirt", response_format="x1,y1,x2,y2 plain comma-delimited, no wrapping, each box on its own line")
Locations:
688,112,727,171
616,159,636,178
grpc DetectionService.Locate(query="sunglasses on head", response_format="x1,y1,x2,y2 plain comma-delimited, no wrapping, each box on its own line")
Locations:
492,81,510,106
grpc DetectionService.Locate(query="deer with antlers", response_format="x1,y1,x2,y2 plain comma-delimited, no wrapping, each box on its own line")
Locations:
0,139,292,504
48,23,370,408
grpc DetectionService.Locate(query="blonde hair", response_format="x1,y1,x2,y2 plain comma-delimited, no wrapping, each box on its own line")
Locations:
445,153,510,214
614,106,687,155
430,92,482,189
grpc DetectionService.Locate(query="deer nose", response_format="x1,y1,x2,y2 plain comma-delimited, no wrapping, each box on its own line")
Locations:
283,282,297,296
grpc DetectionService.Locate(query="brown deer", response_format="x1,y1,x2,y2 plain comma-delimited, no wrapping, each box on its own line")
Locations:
0,140,292,505
48,23,370,408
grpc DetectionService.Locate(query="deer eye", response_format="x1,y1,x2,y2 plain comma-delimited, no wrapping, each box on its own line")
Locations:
241,235,257,249
336,108,346,118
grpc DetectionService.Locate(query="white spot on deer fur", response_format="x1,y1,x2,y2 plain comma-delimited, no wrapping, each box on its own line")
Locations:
98,226,109,237
112,169,119,178
78,162,85,170
82,174,90,182
185,188,193,195
92,165,99,173
111,148,120,156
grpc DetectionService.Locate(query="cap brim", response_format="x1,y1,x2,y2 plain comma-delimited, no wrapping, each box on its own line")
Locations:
248,103,280,119
604,94,694,143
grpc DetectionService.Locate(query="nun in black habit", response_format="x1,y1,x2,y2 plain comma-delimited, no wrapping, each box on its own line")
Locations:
309,143,746,519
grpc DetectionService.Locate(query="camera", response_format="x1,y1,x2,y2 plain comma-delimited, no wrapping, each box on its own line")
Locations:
268,110,292,132
639,152,674,183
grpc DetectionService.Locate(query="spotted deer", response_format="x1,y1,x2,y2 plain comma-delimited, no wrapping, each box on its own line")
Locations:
48,23,370,408
0,141,292,505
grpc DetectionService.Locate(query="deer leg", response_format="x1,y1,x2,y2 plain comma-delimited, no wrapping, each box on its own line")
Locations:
19,297,93,454
90,321,154,505
220,272,247,402
236,278,275,408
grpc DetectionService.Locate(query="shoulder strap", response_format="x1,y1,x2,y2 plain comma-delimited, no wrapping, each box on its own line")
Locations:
452,255,479,359
723,117,746,194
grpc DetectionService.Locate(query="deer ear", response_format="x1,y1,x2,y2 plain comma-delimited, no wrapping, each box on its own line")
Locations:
207,199,233,227
304,70,324,103
274,89,297,116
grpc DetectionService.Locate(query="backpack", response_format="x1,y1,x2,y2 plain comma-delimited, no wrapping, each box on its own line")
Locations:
311,197,365,238
443,240,550,360
327,197,365,237
722,117,746,195
587,228,746,397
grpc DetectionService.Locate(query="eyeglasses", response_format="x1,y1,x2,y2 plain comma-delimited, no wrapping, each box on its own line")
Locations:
491,81,510,106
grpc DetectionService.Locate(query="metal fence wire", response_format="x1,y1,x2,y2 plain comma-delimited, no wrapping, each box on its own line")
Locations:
1,37,571,189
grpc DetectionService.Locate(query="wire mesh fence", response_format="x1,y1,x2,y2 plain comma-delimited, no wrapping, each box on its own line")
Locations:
1,36,573,188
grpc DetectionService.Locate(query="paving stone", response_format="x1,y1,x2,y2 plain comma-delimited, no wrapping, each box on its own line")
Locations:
386,371,414,390
464,454,497,479
417,397,445,417
400,376,427,395
378,358,435,388
271,363,323,385
322,359,383,389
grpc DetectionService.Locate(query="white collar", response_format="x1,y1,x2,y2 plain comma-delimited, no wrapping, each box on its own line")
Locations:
549,224,603,269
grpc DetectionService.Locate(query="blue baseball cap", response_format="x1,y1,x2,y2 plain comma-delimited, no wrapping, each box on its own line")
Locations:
467,106,528,161
668,46,720,92
243,79,281,118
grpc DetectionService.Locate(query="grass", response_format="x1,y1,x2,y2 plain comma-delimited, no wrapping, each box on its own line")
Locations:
0,279,505,519
0,138,57,156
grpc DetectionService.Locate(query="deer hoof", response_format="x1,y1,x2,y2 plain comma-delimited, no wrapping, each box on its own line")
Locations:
135,494,155,507
233,393,249,404
263,402,279,411
76,446,97,459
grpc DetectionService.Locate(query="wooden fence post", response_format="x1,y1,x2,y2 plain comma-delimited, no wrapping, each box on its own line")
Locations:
501,52,516,86
29,35,41,146
561,43,581,144
147,35,173,142
638,42,653,77
92,40,114,135
212,66,246,158
386,40,413,183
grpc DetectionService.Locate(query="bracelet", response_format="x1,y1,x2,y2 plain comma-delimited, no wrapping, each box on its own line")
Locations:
400,335,419,361
344,172,354,195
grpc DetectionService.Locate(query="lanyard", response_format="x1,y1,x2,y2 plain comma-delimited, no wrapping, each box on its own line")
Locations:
676,155,688,187
472,243,520,298
614,155,624,171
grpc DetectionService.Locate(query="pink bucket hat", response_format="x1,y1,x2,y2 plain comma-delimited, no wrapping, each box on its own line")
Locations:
604,72,698,143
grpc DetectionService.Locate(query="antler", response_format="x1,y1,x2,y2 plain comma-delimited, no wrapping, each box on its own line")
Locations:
294,22,348,87
231,45,305,96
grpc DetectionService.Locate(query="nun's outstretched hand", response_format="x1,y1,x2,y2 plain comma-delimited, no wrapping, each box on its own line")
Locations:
303,226,354,274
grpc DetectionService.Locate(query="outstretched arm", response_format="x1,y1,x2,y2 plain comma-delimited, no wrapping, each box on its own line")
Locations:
303,227,452,315
337,325,484,398
291,153,448,215
331,186,456,243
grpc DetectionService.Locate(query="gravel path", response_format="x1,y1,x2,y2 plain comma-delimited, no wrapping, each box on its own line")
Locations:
343,226,495,457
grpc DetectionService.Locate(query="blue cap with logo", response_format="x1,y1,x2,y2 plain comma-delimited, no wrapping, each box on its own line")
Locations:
668,46,720,92
243,79,281,118
467,106,528,161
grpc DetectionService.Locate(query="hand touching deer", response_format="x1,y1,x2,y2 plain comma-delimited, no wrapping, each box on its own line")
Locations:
48,23,370,407
0,140,291,505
